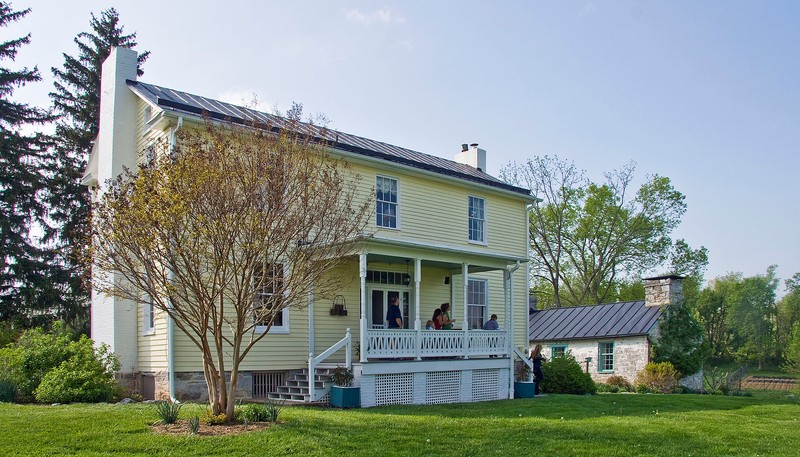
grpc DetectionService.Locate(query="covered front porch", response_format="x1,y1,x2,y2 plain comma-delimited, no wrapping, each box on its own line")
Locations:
306,238,532,405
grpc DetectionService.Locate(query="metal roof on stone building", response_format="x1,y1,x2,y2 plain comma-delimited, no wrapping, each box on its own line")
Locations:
528,300,663,342
127,80,532,197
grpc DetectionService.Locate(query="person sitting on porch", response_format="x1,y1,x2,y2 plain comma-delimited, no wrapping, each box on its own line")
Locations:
425,320,435,330
482,314,499,330
387,296,402,329
432,308,443,329
440,302,456,330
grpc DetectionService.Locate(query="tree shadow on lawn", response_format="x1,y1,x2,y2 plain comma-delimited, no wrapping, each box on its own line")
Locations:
352,391,799,421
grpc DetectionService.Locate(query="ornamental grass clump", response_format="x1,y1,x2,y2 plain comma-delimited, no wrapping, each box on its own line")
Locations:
153,401,182,424
188,416,200,435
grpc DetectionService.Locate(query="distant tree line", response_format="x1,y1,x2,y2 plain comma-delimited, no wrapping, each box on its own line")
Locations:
503,156,800,372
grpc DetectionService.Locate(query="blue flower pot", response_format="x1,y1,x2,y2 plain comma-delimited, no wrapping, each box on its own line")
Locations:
330,386,360,408
514,381,536,398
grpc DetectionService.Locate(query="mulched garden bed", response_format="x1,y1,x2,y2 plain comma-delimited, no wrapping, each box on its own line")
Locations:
150,419,279,436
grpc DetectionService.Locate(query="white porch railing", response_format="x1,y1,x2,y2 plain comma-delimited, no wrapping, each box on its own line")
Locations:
308,328,352,402
365,329,508,359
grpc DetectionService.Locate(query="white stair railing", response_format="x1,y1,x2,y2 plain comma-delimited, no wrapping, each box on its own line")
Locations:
308,328,351,402
513,347,534,382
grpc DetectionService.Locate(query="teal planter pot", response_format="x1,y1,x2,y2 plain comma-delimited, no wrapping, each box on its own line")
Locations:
330,386,361,408
514,381,536,398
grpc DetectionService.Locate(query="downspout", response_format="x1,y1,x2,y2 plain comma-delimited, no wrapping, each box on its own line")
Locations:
167,116,183,403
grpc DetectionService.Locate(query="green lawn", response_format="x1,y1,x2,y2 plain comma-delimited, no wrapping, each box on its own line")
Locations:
1,391,798,456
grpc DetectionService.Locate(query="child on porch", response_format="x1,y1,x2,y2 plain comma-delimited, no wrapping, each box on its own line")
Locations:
440,303,456,330
432,308,443,330
425,320,435,330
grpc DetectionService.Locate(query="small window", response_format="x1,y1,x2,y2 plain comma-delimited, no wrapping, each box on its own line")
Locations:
376,176,399,228
144,105,152,124
466,278,488,329
598,342,614,372
142,296,155,336
468,196,485,243
551,345,567,358
254,263,289,333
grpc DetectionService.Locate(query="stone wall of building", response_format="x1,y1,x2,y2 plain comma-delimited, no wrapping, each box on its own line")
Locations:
172,371,253,402
538,336,650,384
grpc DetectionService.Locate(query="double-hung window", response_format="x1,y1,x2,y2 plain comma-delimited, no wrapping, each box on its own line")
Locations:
376,176,399,229
551,344,567,359
468,196,485,243
598,342,614,372
467,278,488,329
254,262,289,333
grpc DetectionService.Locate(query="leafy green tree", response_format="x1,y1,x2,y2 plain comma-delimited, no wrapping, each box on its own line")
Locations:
502,157,703,307
46,8,149,332
0,3,57,327
652,301,708,376
776,273,800,355
695,280,735,360
727,266,778,369
783,323,800,374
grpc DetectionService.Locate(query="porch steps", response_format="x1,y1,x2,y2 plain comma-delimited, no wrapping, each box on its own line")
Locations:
267,365,340,402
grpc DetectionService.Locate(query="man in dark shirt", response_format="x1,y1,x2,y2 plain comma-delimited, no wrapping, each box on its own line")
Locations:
386,296,402,329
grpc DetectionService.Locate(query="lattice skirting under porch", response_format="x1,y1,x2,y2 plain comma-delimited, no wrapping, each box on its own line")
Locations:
361,368,508,407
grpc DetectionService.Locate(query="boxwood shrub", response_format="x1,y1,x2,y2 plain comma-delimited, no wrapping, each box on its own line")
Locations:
541,354,596,395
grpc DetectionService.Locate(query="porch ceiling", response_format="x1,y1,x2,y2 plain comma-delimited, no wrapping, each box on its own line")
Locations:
366,254,497,273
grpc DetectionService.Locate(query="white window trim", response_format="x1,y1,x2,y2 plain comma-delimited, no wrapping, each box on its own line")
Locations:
142,299,155,336
467,195,487,245
466,277,488,330
376,175,401,230
255,263,290,334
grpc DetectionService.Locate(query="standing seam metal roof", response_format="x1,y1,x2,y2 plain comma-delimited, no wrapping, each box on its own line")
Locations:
528,300,663,341
127,80,532,197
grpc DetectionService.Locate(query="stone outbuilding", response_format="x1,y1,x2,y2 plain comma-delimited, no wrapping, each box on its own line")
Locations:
528,275,683,384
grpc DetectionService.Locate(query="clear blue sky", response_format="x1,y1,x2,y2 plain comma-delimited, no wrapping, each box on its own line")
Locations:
9,1,800,290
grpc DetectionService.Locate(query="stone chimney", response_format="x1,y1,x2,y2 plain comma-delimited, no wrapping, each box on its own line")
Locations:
643,275,684,307
454,142,487,172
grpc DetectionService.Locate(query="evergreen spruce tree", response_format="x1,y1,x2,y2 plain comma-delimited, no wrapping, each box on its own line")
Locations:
0,3,56,327
47,8,149,332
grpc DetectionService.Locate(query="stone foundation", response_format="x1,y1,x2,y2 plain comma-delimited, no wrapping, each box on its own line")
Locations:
173,371,253,402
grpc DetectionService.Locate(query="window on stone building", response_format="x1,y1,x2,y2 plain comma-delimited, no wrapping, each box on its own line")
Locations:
598,341,614,372
551,344,567,358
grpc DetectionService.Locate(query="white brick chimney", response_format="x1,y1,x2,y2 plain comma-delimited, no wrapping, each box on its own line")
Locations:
91,47,140,373
454,142,487,172
643,275,684,307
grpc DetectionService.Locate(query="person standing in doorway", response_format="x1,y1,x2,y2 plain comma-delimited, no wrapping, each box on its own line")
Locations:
387,296,402,329
530,344,544,395
440,302,456,330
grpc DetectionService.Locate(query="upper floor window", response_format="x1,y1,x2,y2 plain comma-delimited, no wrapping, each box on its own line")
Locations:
376,176,398,229
468,196,485,243
254,262,289,333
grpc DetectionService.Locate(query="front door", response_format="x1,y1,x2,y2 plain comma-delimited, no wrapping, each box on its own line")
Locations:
369,288,411,329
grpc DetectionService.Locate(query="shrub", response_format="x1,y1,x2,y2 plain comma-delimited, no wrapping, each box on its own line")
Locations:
5,325,76,401
329,366,354,387
34,339,121,403
635,362,680,393
239,399,282,423
154,401,182,424
541,354,596,395
595,382,619,393
606,375,633,392
652,303,708,377
515,360,531,382
0,379,16,402
200,410,227,425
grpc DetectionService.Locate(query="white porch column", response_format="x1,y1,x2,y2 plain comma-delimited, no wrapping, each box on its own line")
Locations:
415,258,422,361
359,253,368,363
462,262,469,359
308,285,315,356
508,266,516,397
414,258,421,330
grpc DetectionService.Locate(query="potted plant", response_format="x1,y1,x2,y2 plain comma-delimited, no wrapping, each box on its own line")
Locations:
329,366,360,408
514,361,536,398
